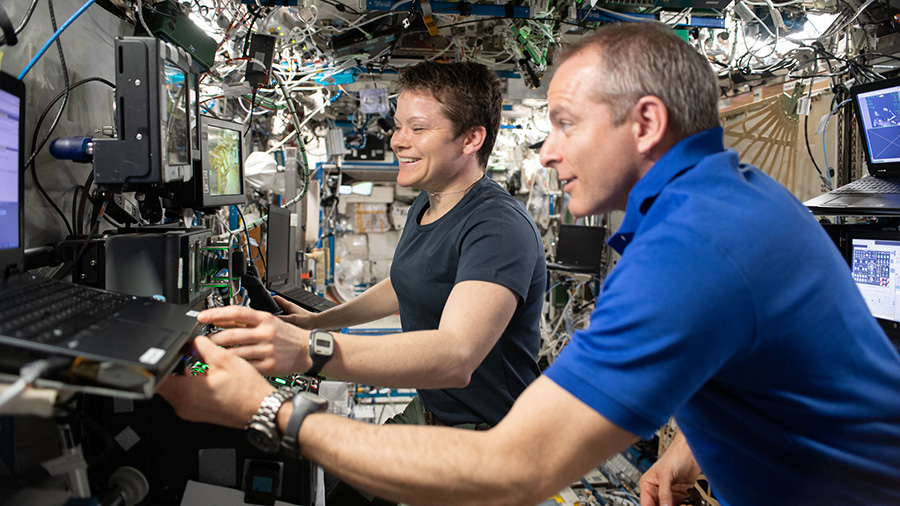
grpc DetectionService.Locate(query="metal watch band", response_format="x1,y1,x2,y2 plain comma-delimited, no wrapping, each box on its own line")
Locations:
246,388,295,441
281,392,329,455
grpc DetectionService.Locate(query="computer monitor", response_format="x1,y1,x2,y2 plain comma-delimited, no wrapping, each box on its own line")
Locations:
265,204,292,287
0,71,24,268
849,229,900,345
547,224,607,274
197,116,245,207
93,37,195,186
851,76,900,177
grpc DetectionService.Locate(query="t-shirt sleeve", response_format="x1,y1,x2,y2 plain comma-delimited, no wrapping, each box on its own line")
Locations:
455,199,542,301
545,226,756,438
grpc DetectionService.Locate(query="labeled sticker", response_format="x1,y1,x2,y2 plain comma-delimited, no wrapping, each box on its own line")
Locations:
139,347,165,365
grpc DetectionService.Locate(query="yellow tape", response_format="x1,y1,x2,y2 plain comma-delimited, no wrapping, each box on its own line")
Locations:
0,51,4,72
420,0,439,36
423,16,439,36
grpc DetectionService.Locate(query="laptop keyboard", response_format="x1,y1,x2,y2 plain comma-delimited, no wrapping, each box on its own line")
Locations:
0,280,133,344
832,177,900,194
277,287,338,313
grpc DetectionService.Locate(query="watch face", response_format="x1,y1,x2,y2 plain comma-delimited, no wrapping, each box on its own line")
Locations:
247,424,280,454
311,331,334,356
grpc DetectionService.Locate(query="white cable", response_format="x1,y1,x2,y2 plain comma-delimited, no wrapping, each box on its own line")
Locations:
0,358,64,413
265,96,329,154
821,0,876,39
134,0,154,36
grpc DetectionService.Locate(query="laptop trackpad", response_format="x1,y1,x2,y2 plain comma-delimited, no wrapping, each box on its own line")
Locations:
75,320,176,365
819,196,864,207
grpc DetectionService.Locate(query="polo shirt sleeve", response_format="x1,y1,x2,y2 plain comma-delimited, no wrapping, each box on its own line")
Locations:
455,199,541,301
545,225,756,439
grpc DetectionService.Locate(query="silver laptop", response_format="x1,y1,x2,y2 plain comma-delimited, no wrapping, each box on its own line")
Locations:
805,76,900,215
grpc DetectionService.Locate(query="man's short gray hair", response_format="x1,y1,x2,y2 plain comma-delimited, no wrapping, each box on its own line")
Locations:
559,22,721,138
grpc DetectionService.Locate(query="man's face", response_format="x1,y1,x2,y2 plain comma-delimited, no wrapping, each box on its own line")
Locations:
390,90,469,190
539,50,644,217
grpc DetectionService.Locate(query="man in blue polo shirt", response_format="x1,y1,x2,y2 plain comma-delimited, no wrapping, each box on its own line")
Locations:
160,22,900,506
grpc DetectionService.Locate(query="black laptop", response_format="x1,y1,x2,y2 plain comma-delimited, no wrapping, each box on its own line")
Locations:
0,71,199,399
546,224,607,274
805,76,900,215
264,204,337,313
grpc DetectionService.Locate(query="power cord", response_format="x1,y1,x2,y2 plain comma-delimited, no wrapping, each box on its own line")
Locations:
27,77,114,236
24,0,74,236
0,356,71,413
17,0,96,80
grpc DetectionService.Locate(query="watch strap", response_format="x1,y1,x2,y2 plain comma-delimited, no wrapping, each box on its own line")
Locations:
282,392,329,454
246,387,295,449
306,329,333,377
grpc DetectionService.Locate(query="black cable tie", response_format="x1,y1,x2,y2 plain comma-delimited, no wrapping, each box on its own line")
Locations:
457,2,472,16
505,4,514,18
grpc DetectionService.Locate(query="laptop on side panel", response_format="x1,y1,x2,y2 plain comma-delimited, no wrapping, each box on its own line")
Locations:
546,224,606,274
0,71,199,399
805,76,900,215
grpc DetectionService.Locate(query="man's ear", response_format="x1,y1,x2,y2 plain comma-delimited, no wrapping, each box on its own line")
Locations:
462,125,487,156
631,95,669,156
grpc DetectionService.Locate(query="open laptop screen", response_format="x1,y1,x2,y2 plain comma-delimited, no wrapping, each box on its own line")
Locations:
265,204,291,287
0,71,24,268
852,76,900,176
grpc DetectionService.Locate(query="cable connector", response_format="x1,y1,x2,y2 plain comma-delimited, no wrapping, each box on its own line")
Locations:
0,356,71,413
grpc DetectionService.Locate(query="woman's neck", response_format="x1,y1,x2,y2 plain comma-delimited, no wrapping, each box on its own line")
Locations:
421,172,485,225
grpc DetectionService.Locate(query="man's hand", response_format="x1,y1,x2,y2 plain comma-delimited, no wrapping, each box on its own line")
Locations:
639,432,702,506
158,336,273,429
198,305,312,376
274,295,318,329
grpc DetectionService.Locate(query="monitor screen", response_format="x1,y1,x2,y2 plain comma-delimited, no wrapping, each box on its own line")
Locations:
851,235,900,323
554,224,606,270
266,204,291,287
0,83,20,250
851,76,900,175
186,115,246,209
207,123,243,196
164,60,191,167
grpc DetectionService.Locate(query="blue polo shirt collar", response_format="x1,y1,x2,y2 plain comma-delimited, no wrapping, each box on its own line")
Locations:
608,127,725,254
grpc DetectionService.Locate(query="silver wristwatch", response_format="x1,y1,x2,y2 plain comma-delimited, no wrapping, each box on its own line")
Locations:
246,387,295,453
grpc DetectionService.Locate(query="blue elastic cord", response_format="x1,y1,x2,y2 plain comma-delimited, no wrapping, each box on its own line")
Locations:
18,0,97,80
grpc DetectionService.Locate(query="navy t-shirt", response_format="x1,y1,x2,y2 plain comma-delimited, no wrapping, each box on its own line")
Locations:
390,176,545,425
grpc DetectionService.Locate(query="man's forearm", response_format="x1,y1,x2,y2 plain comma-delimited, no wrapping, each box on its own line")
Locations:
288,413,547,506
272,377,638,506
